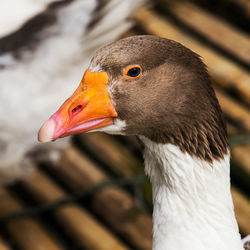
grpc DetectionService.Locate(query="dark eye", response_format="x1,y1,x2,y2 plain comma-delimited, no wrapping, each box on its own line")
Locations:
125,65,142,79
127,67,141,77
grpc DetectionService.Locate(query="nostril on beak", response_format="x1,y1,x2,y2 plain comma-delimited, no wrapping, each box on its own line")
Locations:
71,104,84,116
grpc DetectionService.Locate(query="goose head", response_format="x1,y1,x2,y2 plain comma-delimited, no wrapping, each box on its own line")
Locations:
38,35,228,162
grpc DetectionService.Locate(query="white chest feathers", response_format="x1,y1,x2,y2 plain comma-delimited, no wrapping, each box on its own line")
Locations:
139,136,243,250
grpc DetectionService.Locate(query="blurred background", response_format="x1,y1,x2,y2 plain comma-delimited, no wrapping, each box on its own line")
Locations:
0,0,249,249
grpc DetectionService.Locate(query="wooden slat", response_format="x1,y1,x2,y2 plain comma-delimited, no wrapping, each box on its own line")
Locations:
21,170,128,250
215,88,250,133
134,8,250,105
0,188,63,250
194,0,250,19
231,188,250,236
234,0,250,17
232,144,250,176
0,237,11,250
157,1,250,66
51,146,152,250
78,133,143,177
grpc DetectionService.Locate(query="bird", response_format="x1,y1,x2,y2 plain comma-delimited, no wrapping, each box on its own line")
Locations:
0,0,145,185
38,35,244,250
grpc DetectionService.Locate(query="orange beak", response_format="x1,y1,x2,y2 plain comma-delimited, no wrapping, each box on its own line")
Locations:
38,68,118,142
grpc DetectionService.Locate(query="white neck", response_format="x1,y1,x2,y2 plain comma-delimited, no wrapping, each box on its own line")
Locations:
139,136,243,250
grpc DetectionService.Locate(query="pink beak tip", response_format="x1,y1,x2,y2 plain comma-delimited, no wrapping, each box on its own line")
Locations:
38,118,56,143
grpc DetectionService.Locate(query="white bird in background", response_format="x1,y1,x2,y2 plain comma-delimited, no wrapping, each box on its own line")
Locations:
0,0,145,185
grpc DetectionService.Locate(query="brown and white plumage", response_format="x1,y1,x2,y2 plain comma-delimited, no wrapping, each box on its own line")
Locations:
39,35,245,250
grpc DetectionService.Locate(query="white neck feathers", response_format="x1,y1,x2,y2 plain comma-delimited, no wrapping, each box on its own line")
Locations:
139,136,243,250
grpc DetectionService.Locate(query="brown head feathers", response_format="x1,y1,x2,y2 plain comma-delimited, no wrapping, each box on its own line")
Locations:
91,35,229,162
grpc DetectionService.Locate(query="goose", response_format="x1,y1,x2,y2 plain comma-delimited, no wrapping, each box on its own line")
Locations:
38,35,245,250
0,0,144,185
